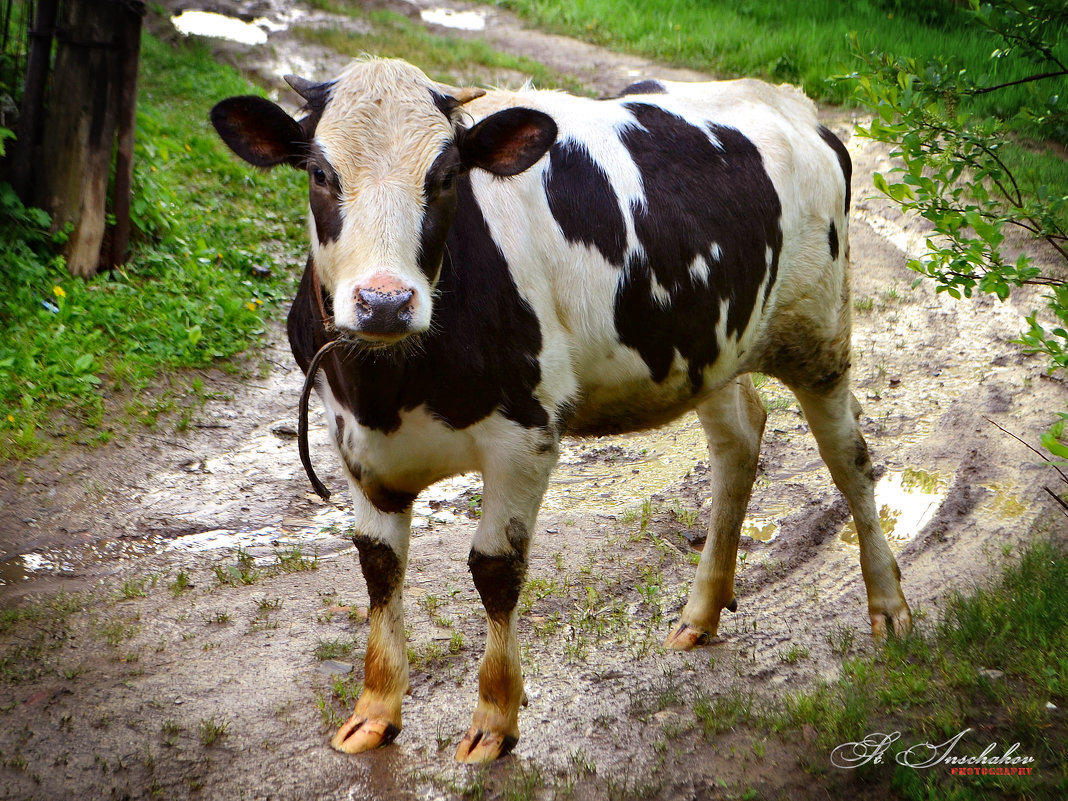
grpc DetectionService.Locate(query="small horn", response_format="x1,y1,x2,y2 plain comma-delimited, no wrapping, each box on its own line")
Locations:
285,74,332,108
435,83,486,105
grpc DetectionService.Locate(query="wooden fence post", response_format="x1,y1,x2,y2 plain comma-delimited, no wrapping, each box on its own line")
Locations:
110,2,144,268
9,0,58,204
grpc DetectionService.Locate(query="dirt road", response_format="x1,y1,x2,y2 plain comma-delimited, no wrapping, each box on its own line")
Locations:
1,2,1065,799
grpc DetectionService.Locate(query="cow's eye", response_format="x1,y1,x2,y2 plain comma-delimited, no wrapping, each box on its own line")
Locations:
440,172,455,190
312,167,328,187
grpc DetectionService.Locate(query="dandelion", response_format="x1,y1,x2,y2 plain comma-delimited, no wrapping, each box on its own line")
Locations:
6,415,14,423
246,302,257,312
52,285,66,298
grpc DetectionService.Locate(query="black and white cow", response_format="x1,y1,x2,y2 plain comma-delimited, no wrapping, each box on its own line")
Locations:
211,58,911,763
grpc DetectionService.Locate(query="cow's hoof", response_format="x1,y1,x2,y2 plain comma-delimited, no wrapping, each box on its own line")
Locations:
664,621,709,651
331,715,400,754
454,727,517,763
870,602,912,640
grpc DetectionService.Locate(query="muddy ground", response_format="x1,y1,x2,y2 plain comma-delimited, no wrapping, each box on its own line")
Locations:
2,2,1066,800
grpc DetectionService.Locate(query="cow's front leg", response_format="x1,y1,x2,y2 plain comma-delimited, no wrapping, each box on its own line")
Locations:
331,490,412,754
455,431,556,763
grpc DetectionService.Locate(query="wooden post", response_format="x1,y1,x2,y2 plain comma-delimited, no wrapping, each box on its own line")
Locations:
110,2,145,268
34,0,124,277
9,0,59,204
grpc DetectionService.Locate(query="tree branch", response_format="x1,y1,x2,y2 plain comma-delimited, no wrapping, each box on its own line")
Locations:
968,69,1068,95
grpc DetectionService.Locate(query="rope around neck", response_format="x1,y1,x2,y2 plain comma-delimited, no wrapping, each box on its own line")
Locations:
298,338,343,500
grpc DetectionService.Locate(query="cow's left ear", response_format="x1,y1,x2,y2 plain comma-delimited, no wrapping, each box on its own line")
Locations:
210,96,306,169
459,107,557,177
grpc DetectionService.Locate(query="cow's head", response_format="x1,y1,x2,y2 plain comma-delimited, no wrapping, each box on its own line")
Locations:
211,59,557,345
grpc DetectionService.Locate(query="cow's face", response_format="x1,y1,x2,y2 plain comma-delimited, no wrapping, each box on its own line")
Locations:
211,59,557,345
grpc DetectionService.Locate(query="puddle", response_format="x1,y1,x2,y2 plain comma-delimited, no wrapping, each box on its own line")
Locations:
0,538,167,586
542,419,709,516
742,517,780,542
0,555,35,586
980,481,1029,520
840,469,947,546
171,10,270,45
419,8,487,31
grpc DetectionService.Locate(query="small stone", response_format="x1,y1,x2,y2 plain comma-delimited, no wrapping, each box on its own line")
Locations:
978,668,1005,681
319,660,354,677
271,423,298,438
1046,702,1057,711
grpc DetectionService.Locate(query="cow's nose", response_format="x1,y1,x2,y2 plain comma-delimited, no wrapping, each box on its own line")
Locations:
354,287,415,335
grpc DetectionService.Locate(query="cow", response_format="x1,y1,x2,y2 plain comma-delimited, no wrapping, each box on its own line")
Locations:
210,58,911,763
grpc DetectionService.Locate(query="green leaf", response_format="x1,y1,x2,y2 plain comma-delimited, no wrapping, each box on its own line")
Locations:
1040,433,1068,460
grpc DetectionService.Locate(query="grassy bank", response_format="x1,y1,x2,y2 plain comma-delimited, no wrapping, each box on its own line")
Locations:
299,5,587,93
0,9,579,462
494,0,1061,119
0,34,307,460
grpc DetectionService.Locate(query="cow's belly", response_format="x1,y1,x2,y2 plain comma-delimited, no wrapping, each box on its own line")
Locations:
558,329,749,436
563,351,712,436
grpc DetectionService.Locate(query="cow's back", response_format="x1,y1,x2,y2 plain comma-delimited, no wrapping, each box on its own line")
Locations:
458,80,848,434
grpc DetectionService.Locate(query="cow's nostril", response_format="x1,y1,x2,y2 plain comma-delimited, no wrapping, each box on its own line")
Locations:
354,288,415,335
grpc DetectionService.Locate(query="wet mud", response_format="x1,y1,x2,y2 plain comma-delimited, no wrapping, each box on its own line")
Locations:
1,2,1065,800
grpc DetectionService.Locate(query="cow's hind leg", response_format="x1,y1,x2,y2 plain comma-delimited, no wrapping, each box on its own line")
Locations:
331,495,411,754
791,379,911,638
455,428,557,763
666,376,766,650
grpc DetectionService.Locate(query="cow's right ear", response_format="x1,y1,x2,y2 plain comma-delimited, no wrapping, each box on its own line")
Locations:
210,96,306,169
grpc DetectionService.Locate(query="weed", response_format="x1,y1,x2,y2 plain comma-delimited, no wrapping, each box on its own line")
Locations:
670,501,699,528
119,577,148,599
407,640,448,671
315,689,343,729
331,674,362,709
256,597,283,614
693,688,756,736
274,545,319,573
314,637,358,662
502,763,544,801
197,715,229,746
98,618,139,648
778,644,809,665
214,547,260,586
827,622,856,657
169,570,192,596
160,720,181,747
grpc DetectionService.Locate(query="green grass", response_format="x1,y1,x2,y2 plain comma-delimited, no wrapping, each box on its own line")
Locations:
496,0,1068,205
295,7,587,94
313,637,359,662
274,545,320,573
496,0,1061,116
0,6,592,463
0,33,306,459
696,538,1068,798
